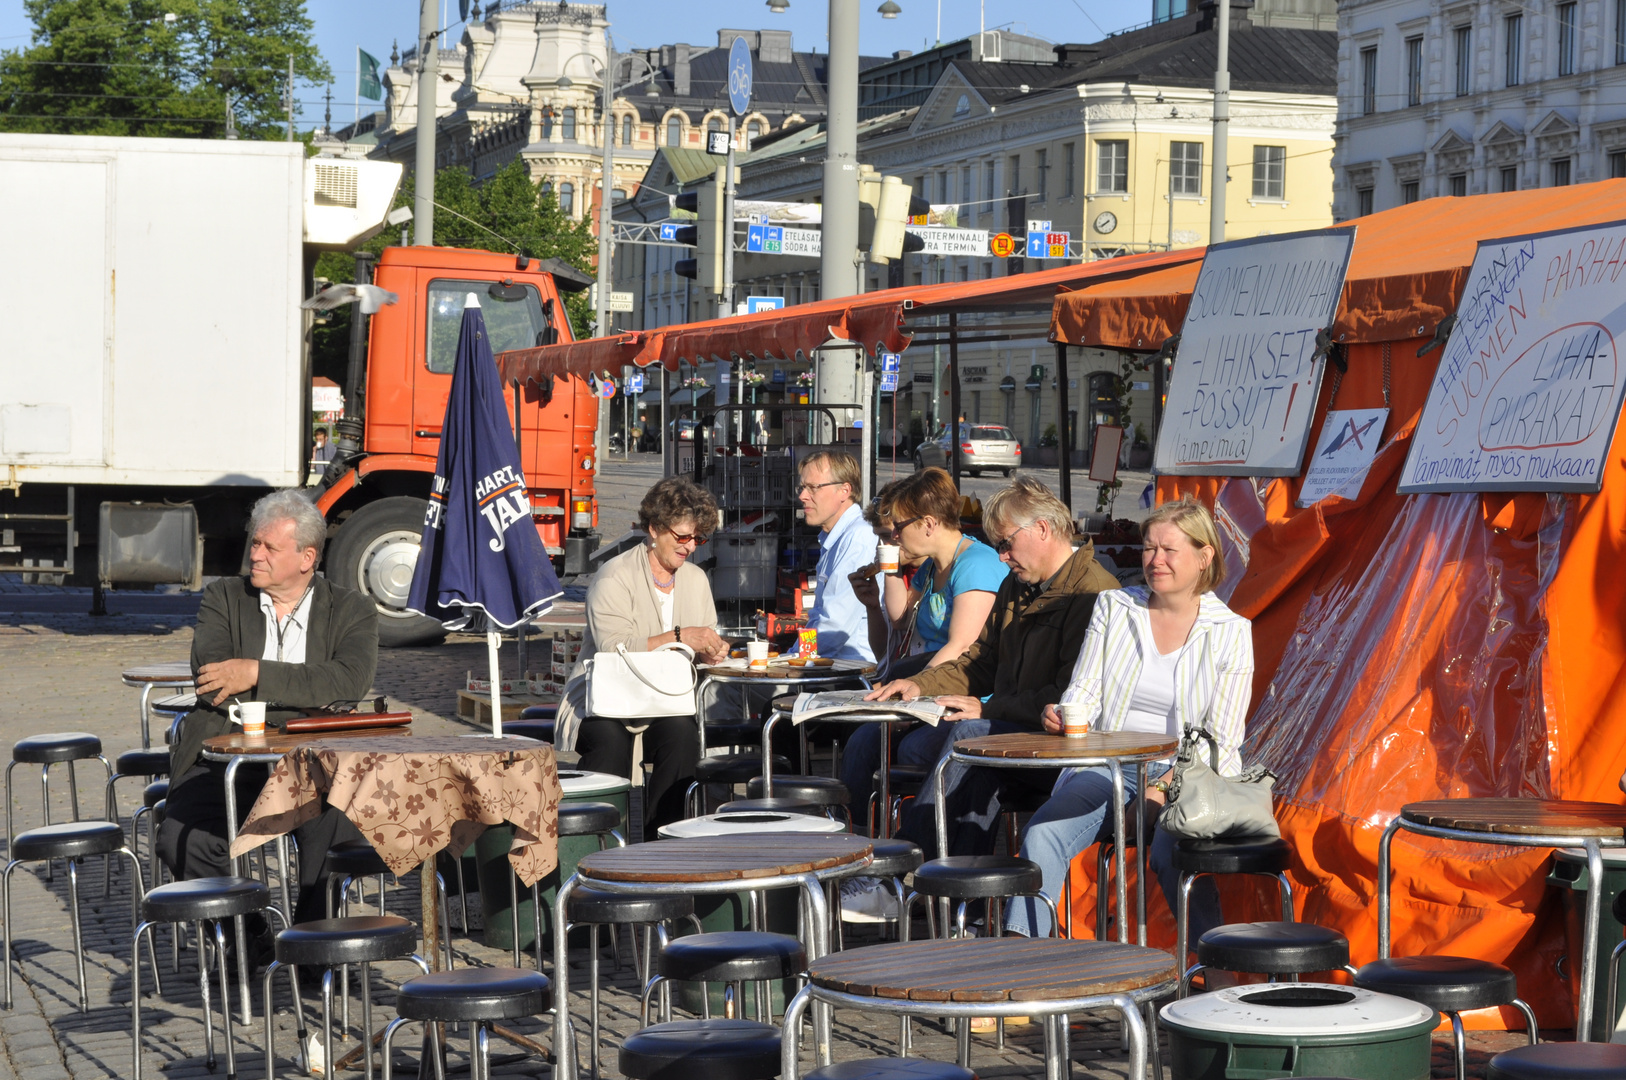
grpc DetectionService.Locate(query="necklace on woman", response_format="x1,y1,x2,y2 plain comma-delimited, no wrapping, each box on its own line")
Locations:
649,549,676,590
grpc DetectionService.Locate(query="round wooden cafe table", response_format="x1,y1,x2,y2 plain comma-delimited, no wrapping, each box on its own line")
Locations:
121,661,195,750
782,936,1178,1080
1378,797,1626,1042
553,833,873,1078
938,731,1179,945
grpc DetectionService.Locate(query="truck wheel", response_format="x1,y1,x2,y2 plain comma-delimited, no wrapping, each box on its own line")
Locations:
326,497,447,648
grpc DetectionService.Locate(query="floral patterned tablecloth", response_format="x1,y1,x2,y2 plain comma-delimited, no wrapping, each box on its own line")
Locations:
229,735,561,886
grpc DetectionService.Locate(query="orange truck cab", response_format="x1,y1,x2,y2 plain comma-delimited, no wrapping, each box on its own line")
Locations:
314,246,601,646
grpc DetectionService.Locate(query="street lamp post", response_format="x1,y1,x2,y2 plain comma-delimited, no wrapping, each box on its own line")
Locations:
414,0,437,245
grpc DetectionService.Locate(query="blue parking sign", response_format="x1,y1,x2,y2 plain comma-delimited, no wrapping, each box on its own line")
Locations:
628,373,644,394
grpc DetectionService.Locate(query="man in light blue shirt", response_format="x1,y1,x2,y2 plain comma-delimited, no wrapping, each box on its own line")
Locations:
797,450,876,663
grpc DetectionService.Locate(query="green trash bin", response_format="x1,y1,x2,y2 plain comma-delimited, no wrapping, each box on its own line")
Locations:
657,811,846,1015
477,768,631,952
1546,847,1626,1042
1160,984,1437,1079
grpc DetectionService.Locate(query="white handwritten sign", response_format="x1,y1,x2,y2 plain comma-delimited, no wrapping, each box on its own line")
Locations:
1401,223,1626,493
1155,228,1355,476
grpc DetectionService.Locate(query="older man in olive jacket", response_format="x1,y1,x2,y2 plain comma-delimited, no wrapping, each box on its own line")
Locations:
160,490,378,928
867,478,1119,858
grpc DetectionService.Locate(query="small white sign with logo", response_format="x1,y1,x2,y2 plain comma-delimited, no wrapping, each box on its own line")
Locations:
1296,408,1389,506
918,228,991,256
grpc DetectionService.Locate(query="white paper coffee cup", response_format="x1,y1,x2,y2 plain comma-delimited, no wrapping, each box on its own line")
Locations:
1059,701,1090,738
747,640,769,669
878,543,900,574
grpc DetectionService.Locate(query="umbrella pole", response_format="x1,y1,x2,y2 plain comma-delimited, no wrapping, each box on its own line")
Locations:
488,629,504,737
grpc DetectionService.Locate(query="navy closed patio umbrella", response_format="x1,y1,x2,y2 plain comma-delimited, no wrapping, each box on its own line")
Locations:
407,293,562,733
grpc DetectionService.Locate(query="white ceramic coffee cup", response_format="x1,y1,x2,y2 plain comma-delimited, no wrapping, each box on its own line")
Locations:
1059,701,1090,738
747,640,770,669
229,700,267,738
877,543,900,574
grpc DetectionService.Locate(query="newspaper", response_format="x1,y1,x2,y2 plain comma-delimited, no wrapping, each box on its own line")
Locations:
791,689,947,726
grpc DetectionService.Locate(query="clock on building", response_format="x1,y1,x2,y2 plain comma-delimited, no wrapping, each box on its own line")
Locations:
1093,211,1118,235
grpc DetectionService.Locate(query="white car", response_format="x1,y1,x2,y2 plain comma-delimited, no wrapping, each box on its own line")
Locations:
916,424,1022,477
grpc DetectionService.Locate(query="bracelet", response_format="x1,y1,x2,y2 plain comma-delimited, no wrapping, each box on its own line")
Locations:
1150,779,1170,794
673,625,684,646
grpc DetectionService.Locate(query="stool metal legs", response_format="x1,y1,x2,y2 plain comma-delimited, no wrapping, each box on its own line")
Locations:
262,952,428,1080
7,843,144,1011
1176,867,1294,998
132,919,233,1080
379,1015,452,1080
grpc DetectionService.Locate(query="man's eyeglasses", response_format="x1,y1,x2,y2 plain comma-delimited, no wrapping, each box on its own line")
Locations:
991,523,1031,555
797,480,847,494
667,530,709,547
889,516,923,538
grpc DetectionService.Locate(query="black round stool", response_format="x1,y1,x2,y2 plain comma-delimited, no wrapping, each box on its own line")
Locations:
1354,956,1537,1080
906,855,1054,940
7,733,111,856
505,801,627,969
806,1059,974,1080
834,838,925,939
869,766,926,836
380,967,552,1080
262,915,427,1080
564,888,697,1078
506,717,556,744
325,841,451,958
130,779,171,894
1184,921,1357,995
687,753,791,816
131,877,275,1080
620,1018,781,1080
1173,836,1294,978
746,775,850,818
706,720,763,751
1487,1043,1626,1078
644,931,805,1025
7,820,143,1012
105,748,170,837
719,798,822,815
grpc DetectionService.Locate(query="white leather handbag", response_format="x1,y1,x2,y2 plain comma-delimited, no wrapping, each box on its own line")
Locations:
584,642,699,719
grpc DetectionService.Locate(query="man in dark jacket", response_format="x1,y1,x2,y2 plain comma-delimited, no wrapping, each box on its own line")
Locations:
867,477,1119,858
160,489,378,924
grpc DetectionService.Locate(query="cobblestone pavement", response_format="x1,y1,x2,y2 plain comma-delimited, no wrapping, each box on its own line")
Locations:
0,604,1540,1080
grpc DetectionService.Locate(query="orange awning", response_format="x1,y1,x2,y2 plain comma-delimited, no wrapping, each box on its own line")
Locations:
1051,180,1626,348
496,247,1203,384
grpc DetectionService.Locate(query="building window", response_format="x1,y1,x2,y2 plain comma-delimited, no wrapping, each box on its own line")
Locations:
561,107,576,141
707,117,722,136
1557,2,1578,76
1401,180,1420,204
1036,148,1049,200
984,160,996,205
1454,26,1472,96
1448,173,1467,197
622,115,633,146
1171,141,1203,196
1361,46,1378,115
612,187,628,203
1552,158,1572,186
1356,187,1374,216
541,109,554,139
1612,150,1626,177
559,182,575,215
1062,143,1075,198
1506,14,1523,86
1008,154,1022,194
1501,166,1519,192
1405,36,1423,106
938,170,950,202
665,116,682,146
1096,140,1128,193
1252,145,1285,199
746,120,762,146
961,164,973,210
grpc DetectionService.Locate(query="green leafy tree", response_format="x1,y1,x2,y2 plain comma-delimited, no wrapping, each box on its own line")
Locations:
310,158,598,383
0,0,327,138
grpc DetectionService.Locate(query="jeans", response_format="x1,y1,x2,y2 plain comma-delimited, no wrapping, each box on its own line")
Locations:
839,721,960,831
1006,766,1222,946
896,718,1054,859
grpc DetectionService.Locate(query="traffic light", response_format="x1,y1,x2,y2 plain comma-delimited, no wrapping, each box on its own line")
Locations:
858,168,931,264
673,165,725,295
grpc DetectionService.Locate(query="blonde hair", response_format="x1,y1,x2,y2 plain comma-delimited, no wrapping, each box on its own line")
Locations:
1141,497,1224,594
983,476,1074,541
799,450,861,495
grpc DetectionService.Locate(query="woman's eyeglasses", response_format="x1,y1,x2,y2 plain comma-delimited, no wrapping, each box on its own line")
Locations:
667,530,709,546
991,523,1031,555
889,516,923,538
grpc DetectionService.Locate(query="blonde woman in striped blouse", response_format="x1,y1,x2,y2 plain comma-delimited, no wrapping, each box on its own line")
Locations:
1007,498,1254,942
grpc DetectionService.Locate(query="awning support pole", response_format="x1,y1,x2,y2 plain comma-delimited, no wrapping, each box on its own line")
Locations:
1056,341,1072,513
949,313,962,490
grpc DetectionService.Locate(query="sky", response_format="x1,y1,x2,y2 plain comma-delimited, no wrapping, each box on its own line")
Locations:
0,0,1144,130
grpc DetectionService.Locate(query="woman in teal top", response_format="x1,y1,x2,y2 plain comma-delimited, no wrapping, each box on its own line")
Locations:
905,524,1007,661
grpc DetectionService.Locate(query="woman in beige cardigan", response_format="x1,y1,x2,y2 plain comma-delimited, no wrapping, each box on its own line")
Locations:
556,477,730,829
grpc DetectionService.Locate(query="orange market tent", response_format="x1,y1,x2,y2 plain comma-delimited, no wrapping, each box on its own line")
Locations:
1050,180,1626,1032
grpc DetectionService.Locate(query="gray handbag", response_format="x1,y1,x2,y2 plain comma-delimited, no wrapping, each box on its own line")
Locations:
1157,727,1280,840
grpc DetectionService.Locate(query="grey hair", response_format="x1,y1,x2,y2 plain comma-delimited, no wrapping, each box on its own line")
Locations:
982,476,1076,541
249,489,327,558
